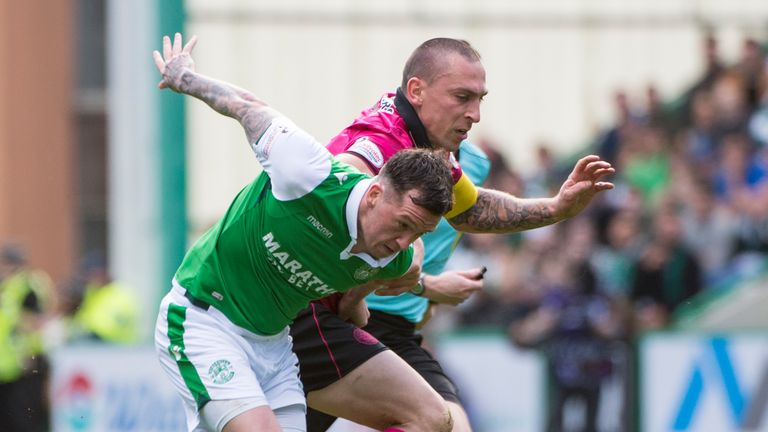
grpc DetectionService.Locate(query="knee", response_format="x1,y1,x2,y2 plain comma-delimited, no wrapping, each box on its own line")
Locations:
416,398,453,432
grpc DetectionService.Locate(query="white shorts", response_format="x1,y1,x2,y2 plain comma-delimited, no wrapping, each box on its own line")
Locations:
155,282,305,431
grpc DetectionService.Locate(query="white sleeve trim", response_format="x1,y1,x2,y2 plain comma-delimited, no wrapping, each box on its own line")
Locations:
251,117,332,200
347,137,385,170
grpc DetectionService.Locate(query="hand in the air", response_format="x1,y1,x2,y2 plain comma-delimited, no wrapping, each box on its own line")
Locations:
152,32,198,91
554,155,615,219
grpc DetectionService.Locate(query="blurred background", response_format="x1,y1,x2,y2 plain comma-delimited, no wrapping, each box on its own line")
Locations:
2,0,768,431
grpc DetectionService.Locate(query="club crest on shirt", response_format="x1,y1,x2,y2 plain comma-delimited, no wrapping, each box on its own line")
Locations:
354,265,380,281
378,95,395,114
353,328,380,346
209,359,235,384
348,137,384,170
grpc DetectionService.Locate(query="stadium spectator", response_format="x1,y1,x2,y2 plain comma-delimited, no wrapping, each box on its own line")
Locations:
0,243,55,432
748,58,768,146
619,126,672,207
597,89,643,167
594,209,642,293
679,178,738,284
64,252,139,344
510,225,620,432
682,33,726,126
734,37,766,112
630,207,702,330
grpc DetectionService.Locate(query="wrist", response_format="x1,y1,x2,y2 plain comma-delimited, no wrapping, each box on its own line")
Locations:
410,273,427,296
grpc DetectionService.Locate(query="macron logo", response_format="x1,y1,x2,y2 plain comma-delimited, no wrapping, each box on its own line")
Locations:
307,215,334,239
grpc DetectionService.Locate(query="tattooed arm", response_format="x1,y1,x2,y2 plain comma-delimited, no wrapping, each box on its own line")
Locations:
449,155,615,233
449,189,558,233
153,33,278,144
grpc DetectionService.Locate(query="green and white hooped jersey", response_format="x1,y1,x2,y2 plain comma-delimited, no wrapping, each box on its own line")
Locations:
174,117,413,336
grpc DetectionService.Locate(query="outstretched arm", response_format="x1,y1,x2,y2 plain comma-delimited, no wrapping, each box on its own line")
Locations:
449,155,615,233
153,33,278,144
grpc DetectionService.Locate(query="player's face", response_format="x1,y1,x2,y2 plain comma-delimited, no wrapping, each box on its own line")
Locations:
410,53,487,153
362,189,440,259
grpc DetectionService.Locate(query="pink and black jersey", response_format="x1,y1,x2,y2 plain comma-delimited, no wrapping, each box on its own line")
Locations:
327,91,464,183
318,90,466,313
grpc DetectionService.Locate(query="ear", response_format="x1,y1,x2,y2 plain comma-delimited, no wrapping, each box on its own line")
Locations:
366,181,384,208
405,77,425,107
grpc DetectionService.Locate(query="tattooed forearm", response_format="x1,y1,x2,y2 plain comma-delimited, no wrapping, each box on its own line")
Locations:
175,70,276,144
448,188,560,234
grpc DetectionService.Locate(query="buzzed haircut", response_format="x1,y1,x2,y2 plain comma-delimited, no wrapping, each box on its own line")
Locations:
379,149,454,216
401,38,482,89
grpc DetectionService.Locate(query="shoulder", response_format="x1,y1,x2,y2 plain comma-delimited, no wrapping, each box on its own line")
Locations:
458,141,492,185
329,92,414,172
459,141,489,162
255,117,334,200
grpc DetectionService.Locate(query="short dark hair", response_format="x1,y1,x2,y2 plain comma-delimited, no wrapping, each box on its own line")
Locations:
379,149,454,216
401,38,482,89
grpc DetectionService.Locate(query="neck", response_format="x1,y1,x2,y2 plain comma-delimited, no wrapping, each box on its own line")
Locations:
394,87,433,149
351,201,369,254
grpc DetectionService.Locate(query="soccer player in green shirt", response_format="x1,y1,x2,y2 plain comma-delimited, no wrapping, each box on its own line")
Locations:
152,34,454,432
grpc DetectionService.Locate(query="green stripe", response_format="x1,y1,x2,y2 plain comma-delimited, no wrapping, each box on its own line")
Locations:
166,303,211,410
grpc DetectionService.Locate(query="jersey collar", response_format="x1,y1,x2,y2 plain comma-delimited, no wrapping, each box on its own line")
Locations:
340,178,400,267
394,87,433,149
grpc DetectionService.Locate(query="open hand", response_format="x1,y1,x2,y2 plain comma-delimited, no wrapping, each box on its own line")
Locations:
152,32,198,91
555,155,615,218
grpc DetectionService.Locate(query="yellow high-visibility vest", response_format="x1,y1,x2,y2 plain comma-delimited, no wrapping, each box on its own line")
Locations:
73,281,138,344
0,269,53,382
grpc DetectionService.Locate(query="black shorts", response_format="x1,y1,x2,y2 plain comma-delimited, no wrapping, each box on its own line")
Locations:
290,303,460,403
290,302,388,394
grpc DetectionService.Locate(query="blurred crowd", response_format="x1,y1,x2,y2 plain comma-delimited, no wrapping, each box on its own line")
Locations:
431,34,768,431
0,244,139,431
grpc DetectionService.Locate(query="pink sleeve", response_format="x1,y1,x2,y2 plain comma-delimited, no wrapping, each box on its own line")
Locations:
328,129,412,175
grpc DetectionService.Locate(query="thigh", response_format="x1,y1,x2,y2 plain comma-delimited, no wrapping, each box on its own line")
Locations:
365,313,461,404
306,350,445,431
290,303,387,393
